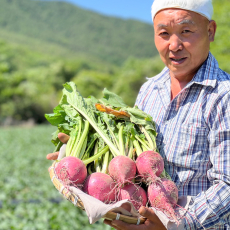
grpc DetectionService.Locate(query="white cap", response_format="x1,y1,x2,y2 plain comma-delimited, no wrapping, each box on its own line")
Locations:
151,0,213,21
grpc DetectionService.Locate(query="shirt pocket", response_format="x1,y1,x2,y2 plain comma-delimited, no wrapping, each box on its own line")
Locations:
167,125,209,170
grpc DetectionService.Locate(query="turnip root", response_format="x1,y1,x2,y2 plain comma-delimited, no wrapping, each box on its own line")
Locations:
108,155,136,185
119,183,147,210
161,178,178,207
55,156,87,187
136,151,164,183
83,172,116,204
148,182,179,224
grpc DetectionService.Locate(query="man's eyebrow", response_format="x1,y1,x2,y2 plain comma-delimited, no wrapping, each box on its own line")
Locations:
156,24,167,29
178,19,195,25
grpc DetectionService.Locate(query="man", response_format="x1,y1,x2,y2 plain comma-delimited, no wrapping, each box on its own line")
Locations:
104,0,230,229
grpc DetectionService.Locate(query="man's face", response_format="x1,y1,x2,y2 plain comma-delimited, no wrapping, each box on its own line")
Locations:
154,9,216,82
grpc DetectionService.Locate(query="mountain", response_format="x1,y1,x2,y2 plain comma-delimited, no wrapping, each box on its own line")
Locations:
0,0,158,65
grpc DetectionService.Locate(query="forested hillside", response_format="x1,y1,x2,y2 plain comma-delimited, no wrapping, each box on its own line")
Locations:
0,0,229,125
0,0,157,65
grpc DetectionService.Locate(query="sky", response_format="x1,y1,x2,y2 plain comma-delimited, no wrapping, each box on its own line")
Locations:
58,0,154,24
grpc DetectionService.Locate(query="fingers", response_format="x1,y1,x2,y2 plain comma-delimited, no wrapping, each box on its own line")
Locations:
139,206,157,221
104,219,121,230
46,133,69,161
58,133,70,143
46,151,59,160
104,219,142,230
139,206,163,226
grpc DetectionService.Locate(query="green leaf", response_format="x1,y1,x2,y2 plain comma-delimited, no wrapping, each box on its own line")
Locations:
100,88,128,108
45,105,67,126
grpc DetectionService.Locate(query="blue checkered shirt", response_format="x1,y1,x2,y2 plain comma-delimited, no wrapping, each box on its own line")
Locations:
135,52,230,229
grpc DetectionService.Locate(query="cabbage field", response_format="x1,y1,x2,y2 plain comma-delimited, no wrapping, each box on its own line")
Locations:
0,125,111,230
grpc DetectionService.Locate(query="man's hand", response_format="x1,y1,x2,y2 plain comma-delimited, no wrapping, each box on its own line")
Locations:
104,206,166,230
46,133,70,160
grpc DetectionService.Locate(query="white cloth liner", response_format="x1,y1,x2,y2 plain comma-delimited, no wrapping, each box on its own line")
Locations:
69,186,192,229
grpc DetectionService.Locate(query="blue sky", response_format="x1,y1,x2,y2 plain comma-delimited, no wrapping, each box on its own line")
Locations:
59,0,154,24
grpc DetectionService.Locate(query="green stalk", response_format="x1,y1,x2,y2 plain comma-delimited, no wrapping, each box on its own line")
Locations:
135,135,151,151
139,126,155,150
109,148,118,158
133,139,142,156
93,141,99,171
72,120,89,158
125,135,130,156
104,119,119,149
82,135,98,160
101,151,110,174
66,126,79,156
95,159,101,172
54,141,63,153
83,145,109,165
70,118,82,156
128,139,134,159
67,119,82,156
65,136,73,156
87,164,93,175
147,131,157,151
118,125,125,155
142,145,148,152
78,136,88,159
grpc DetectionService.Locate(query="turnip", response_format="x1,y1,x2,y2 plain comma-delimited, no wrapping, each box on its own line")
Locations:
108,155,136,185
136,151,164,183
83,172,116,204
119,183,147,210
55,156,87,187
148,182,179,224
161,178,178,207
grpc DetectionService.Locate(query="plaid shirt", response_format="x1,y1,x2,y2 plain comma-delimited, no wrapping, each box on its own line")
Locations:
135,52,230,229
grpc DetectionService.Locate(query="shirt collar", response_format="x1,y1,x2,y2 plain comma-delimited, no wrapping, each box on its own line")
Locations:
154,52,218,88
191,52,218,88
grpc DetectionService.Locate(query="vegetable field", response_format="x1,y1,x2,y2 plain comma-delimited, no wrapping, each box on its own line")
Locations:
0,125,111,230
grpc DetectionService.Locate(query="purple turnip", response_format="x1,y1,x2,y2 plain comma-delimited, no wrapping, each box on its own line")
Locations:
83,172,116,204
55,156,87,187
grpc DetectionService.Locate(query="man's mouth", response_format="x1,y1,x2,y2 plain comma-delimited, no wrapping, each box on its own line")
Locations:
170,57,187,64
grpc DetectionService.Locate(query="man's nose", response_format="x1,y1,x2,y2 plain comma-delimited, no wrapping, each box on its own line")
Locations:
169,34,183,52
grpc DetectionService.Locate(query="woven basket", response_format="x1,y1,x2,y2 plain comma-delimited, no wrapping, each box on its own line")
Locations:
49,162,146,225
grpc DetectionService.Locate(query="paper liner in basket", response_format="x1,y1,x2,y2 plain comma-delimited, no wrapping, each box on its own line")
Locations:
69,187,141,224
69,187,191,229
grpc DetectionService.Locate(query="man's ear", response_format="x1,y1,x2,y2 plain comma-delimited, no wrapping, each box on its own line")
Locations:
208,20,217,42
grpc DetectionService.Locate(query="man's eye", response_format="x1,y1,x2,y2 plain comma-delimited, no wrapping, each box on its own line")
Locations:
159,32,168,35
182,30,191,33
